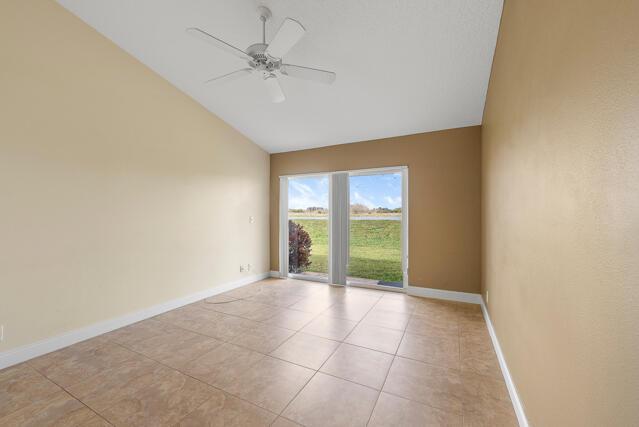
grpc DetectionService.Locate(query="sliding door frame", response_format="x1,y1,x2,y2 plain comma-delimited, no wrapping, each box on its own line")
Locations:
280,173,331,283
345,166,408,291
279,166,409,291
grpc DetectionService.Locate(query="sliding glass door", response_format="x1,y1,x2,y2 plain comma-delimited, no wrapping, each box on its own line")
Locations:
287,175,329,281
280,167,407,289
348,171,404,288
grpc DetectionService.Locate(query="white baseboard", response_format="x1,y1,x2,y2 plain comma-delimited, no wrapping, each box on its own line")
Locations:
481,299,529,427
407,285,482,304
0,272,269,370
269,271,281,278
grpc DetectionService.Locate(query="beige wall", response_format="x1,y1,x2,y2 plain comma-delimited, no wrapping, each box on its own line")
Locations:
482,0,639,425
270,127,482,293
0,1,269,353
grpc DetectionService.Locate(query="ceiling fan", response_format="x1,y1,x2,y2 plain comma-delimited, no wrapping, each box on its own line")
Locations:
186,6,336,103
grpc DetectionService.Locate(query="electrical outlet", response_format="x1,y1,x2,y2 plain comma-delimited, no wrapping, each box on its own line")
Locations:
0,325,4,343
249,216,255,224
247,264,251,272
240,265,245,273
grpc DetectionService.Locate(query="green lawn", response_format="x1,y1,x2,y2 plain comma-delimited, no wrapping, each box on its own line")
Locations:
290,219,402,282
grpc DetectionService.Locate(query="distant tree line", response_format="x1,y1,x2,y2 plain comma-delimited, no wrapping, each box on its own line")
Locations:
350,204,401,214
290,205,401,215
289,206,328,214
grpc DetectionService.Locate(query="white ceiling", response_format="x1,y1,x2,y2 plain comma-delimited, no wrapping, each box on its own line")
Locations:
57,0,503,153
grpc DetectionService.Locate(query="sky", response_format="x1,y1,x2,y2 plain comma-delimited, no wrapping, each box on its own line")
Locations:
288,173,402,210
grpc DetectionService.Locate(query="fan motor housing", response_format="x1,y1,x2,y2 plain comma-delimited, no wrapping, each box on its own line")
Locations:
246,43,280,73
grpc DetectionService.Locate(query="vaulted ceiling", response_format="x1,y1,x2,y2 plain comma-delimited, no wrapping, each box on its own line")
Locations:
57,0,503,153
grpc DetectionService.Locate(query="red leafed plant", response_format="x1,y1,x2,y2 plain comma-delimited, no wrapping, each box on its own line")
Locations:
289,220,312,273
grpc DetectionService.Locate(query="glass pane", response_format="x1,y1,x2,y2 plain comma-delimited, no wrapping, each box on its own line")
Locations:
348,172,403,287
288,175,329,279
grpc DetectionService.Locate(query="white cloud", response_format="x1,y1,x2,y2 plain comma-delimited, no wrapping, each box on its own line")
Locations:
352,191,376,209
289,179,328,209
384,196,402,208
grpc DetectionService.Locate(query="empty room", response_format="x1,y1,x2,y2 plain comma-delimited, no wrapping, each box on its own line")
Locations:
1,0,637,426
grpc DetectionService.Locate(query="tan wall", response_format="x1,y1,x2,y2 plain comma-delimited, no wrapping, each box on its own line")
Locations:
482,0,639,425
0,1,269,352
270,127,482,293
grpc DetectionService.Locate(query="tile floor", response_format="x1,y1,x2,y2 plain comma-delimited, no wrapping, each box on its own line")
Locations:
0,278,518,426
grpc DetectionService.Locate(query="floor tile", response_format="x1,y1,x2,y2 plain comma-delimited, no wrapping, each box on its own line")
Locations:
272,416,302,426
304,284,347,298
374,297,417,314
383,356,463,414
461,372,510,404
182,342,265,389
406,313,459,339
239,303,283,321
320,343,393,389
223,285,262,299
83,415,114,426
344,323,404,354
224,356,314,413
0,390,97,426
154,305,222,327
27,337,108,373
247,292,306,308
202,294,237,304
462,396,519,427
158,308,255,341
288,296,336,314
460,319,490,337
0,364,61,418
104,318,179,346
2,279,516,427
459,325,501,379
100,369,215,426
282,372,378,427
460,334,494,355
128,329,221,370
65,355,172,413
412,301,461,321
362,308,410,330
264,308,318,330
29,339,138,388
397,332,460,369
197,299,266,317
343,292,382,306
301,315,358,341
270,332,339,369
230,322,296,353
460,349,502,379
369,392,463,427
322,302,372,321
176,389,277,426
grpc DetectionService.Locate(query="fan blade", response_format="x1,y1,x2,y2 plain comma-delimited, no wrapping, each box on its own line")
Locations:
280,64,336,84
263,76,285,103
265,18,305,59
205,68,253,84
186,27,251,61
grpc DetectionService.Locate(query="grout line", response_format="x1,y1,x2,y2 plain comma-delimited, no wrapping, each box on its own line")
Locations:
104,340,283,424
16,279,493,426
276,288,384,421
10,282,357,424
92,284,350,422
201,285,502,421
29,298,297,423
365,301,411,426
0,364,115,425
27,360,120,425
